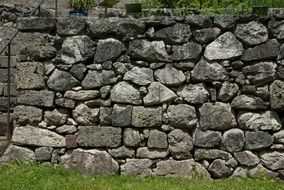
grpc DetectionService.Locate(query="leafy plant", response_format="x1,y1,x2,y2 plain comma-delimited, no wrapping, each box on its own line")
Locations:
68,0,97,11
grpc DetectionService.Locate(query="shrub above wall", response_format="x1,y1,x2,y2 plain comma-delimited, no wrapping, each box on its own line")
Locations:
1,15,284,179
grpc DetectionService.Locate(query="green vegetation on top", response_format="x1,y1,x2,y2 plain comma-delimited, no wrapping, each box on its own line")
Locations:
0,163,283,190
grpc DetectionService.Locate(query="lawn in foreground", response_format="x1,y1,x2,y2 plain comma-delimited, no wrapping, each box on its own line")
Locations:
0,163,283,190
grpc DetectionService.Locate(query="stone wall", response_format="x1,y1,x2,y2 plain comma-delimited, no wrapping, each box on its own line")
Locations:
1,15,284,179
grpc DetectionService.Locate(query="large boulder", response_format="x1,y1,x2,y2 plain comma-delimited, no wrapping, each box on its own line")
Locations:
47,69,79,92
177,83,209,104
245,131,273,150
154,64,186,86
193,129,222,148
223,129,245,152
260,151,284,171
270,80,284,110
82,70,117,89
110,82,142,105
204,32,243,61
132,106,162,127
231,95,269,110
61,149,119,175
121,159,152,177
124,67,154,86
172,42,202,61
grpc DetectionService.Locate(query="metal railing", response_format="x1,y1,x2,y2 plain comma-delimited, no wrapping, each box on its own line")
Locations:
0,0,58,140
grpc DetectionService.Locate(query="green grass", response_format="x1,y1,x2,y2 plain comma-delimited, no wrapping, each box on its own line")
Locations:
0,163,283,190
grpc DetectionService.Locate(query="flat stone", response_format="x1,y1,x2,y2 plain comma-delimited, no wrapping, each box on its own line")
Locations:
245,131,273,150
77,126,121,148
231,95,269,110
234,151,260,166
193,129,222,148
270,80,284,110
64,90,100,101
13,105,42,126
121,159,152,177
56,125,77,134
17,17,56,32
55,98,76,109
194,149,232,161
108,146,135,158
218,82,239,102
72,104,99,125
185,15,212,28
223,129,245,152
12,125,66,147
260,151,284,171
193,27,221,44
132,106,162,127
177,83,209,104
172,42,202,61
17,90,55,107
208,159,232,178
44,109,68,126
154,64,185,86
124,67,154,86
123,128,143,147
57,16,86,36
110,82,142,105
82,70,116,89
136,147,169,159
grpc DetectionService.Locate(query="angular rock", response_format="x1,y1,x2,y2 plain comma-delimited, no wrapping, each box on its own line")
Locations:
231,95,269,110
56,125,77,134
77,126,121,148
208,159,232,178
12,125,66,147
193,27,221,44
19,44,57,62
108,146,135,158
218,82,239,102
268,20,284,40
193,129,222,148
232,167,248,178
94,38,126,63
64,90,100,101
17,17,56,32
35,147,53,161
273,130,284,143
199,102,237,130
245,131,273,150
194,149,232,161
136,147,169,159
99,107,111,126
14,105,42,125
132,106,162,127
123,128,143,147
185,15,212,28
167,104,197,129
17,90,55,107
154,64,185,86
124,67,154,86
55,98,76,109
234,151,260,166
242,39,280,61
260,151,284,171
278,45,284,60
223,129,245,152
173,61,195,70
270,80,284,110
121,159,152,177
9,145,35,162
57,16,86,36
234,21,268,45
214,15,238,30
144,82,177,106
70,63,87,81
82,70,116,89
191,60,228,82
15,62,45,90
61,149,119,175
249,164,279,178
113,62,128,74
44,109,68,126
47,69,79,92
128,40,169,62
172,42,202,61
148,130,168,149
111,104,132,127
72,104,99,125
110,82,142,105
204,32,243,61
168,129,193,159
177,83,209,104
61,35,95,65
238,111,282,131
154,23,192,44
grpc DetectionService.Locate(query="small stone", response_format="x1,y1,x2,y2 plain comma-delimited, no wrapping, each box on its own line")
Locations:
100,85,111,99
123,128,143,147
70,63,87,81
99,107,111,126
65,135,77,149
154,64,186,86
249,164,279,178
218,82,239,102
113,62,128,75
56,125,77,134
136,147,169,159
177,83,209,104
108,146,135,158
47,69,79,92
268,20,284,40
17,90,55,108
270,80,284,110
185,15,212,28
123,67,154,86
9,145,35,162
273,130,284,143
194,149,232,161
72,104,99,125
55,98,76,109
44,109,68,126
57,16,86,36
110,82,142,105
121,159,152,177
148,130,168,149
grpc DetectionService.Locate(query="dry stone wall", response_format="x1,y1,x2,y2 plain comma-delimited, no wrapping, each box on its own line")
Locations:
2,15,284,179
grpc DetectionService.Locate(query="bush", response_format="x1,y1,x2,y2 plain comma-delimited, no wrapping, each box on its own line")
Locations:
68,0,97,11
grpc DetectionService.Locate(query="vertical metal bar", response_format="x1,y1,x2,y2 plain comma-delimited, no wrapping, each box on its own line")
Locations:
7,44,11,140
55,0,58,17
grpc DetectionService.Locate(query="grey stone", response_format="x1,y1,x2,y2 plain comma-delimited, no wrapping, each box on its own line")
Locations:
168,129,193,159
193,27,221,44
19,44,57,62
167,104,197,129
72,104,99,125
256,86,270,101
191,60,228,82
15,62,45,90
61,35,95,65
57,16,86,36
17,90,55,107
194,149,232,161
14,105,42,125
245,131,273,150
148,130,168,149
47,69,79,92
234,151,260,166
268,20,284,40
128,40,169,62
208,159,232,178
218,82,239,102
185,15,212,28
44,109,68,126
214,15,238,30
12,125,66,147
260,151,284,171
61,149,119,175
144,82,177,106
85,99,111,107
124,67,154,86
231,95,269,110
242,39,280,61
55,98,76,109
56,125,77,134
173,61,195,70
243,62,276,86
77,126,121,148
193,129,222,148
177,83,209,104
82,70,116,89
172,42,202,61
110,82,142,105
136,147,169,159
278,44,284,60
94,38,126,63
273,130,284,143
70,64,87,81
154,64,186,86
238,111,282,131
99,107,111,126
64,90,100,101
234,21,268,45
204,32,243,61
113,62,128,74
108,146,135,158
9,145,35,162
132,106,162,127
199,102,237,130
154,23,192,44
121,159,152,177
35,147,53,161
249,164,279,178
100,85,111,99
123,128,143,147
223,129,245,152
111,104,132,127
17,17,56,32
232,167,248,178
270,80,284,110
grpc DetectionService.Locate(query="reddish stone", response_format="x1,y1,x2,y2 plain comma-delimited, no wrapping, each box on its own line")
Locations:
66,135,77,149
